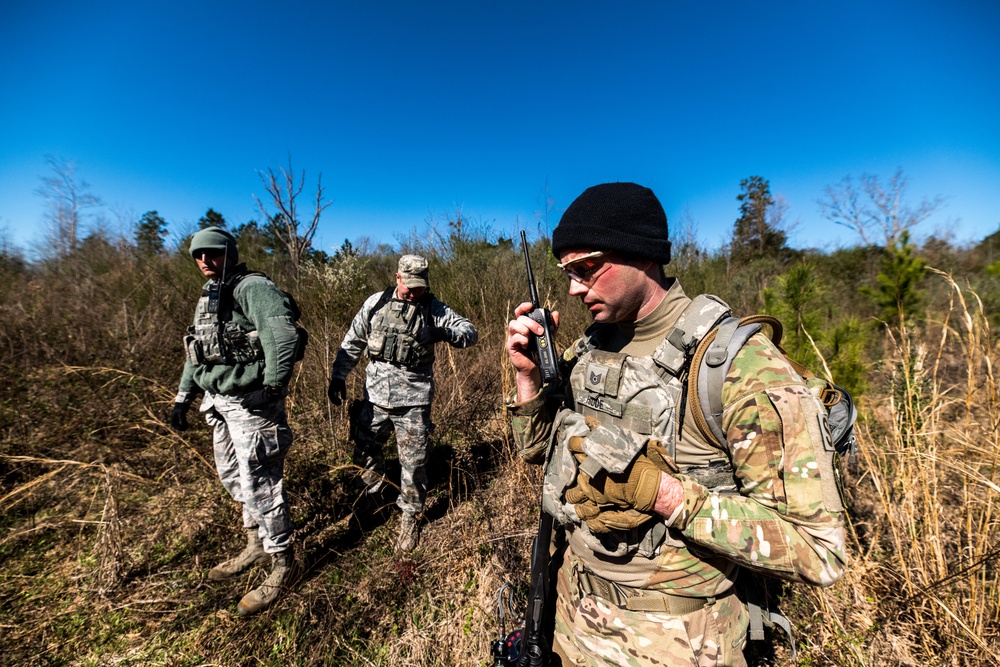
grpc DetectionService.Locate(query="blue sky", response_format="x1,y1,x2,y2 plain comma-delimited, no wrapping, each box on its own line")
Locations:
1,0,998,256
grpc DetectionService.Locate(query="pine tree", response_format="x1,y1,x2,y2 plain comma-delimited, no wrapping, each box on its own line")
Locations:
730,176,789,263
762,261,821,365
863,230,926,325
198,208,227,229
134,210,168,255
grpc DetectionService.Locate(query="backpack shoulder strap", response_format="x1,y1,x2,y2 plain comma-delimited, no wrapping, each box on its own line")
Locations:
651,294,732,376
367,287,397,326
230,271,302,320
227,269,268,289
228,269,277,301
418,292,436,327
688,315,783,447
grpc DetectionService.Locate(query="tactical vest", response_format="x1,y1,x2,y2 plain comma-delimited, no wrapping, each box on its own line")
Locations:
549,294,840,650
544,295,748,563
366,293,434,367
184,274,266,366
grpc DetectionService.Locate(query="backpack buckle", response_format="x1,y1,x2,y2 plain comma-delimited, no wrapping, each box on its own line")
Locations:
821,386,843,407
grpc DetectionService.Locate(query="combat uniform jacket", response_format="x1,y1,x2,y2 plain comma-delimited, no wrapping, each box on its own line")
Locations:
175,265,300,402
510,281,846,600
331,289,478,408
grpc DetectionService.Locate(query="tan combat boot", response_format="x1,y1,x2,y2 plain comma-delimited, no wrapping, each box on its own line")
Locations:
237,549,295,615
395,513,420,553
208,527,270,581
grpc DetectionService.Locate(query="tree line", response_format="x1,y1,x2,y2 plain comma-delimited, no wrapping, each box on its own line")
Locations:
2,158,1000,664
7,158,1000,398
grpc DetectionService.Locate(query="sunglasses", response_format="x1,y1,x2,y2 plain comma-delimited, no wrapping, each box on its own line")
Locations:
557,251,609,285
194,249,226,260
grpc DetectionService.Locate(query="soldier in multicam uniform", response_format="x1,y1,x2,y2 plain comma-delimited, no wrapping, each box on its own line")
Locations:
328,255,478,552
505,183,847,666
169,226,301,616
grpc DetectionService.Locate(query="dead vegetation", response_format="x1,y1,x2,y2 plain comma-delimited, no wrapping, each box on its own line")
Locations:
1,232,999,666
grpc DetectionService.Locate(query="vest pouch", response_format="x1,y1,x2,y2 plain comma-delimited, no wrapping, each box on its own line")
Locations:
393,333,414,365
184,334,205,366
221,322,263,363
579,423,646,477
398,332,432,366
382,332,399,363
367,330,387,360
191,322,226,364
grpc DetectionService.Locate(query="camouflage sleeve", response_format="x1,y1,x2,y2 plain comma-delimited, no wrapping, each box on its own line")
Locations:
430,299,478,348
673,335,847,587
507,389,553,464
331,291,382,381
507,341,582,464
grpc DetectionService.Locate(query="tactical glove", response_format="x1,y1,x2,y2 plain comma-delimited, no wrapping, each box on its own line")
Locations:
645,439,680,475
565,452,664,513
241,386,283,411
572,498,657,533
564,415,671,530
566,440,679,512
169,401,191,431
414,326,449,346
327,377,347,406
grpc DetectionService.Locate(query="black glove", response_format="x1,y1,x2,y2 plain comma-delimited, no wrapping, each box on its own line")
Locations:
169,401,191,431
328,377,347,406
414,326,449,346
241,386,283,411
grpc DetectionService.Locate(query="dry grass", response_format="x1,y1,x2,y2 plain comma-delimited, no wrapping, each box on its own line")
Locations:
2,240,999,666
790,270,1000,666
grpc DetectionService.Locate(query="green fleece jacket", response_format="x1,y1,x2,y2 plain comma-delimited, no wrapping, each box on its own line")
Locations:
176,266,299,399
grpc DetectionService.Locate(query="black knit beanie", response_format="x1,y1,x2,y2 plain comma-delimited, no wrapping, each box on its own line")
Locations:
552,182,671,264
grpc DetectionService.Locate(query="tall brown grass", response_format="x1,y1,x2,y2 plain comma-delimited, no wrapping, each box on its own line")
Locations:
793,269,1000,666
1,232,998,665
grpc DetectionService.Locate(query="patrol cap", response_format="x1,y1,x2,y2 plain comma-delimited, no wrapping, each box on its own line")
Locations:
397,254,429,288
190,226,239,263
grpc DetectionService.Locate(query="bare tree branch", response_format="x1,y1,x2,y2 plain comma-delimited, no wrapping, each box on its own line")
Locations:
35,156,102,259
253,154,333,274
819,168,946,248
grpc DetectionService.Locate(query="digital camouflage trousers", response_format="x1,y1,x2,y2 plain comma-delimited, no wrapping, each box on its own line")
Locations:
352,401,432,516
203,391,293,553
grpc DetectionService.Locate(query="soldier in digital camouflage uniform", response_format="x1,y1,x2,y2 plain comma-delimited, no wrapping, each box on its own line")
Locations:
328,254,478,552
505,183,847,666
169,226,301,616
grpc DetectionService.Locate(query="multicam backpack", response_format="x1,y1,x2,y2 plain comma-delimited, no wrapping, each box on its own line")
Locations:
682,307,859,656
687,312,858,465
